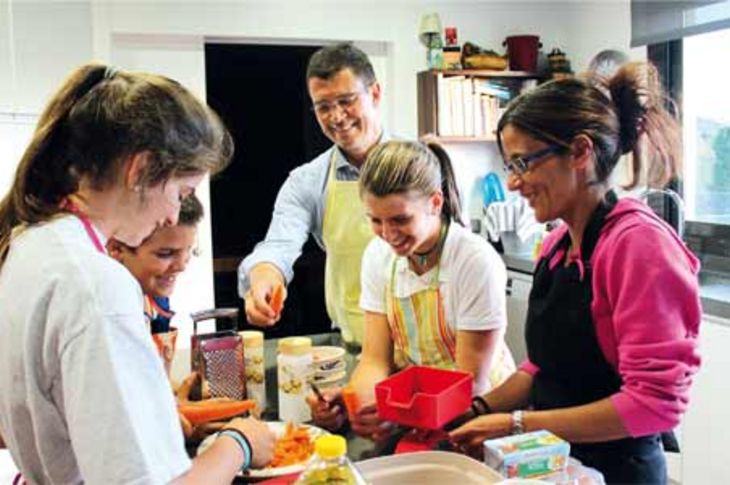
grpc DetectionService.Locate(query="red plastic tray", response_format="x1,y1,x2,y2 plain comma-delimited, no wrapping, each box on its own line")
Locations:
375,366,472,430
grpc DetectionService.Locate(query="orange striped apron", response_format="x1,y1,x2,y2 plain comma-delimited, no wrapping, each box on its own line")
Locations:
385,234,515,388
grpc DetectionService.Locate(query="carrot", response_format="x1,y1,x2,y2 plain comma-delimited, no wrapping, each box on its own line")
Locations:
270,284,284,315
341,386,360,421
178,399,256,426
268,422,314,468
179,412,193,438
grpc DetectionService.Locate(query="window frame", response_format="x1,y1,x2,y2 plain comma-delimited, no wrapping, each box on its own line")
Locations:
652,36,730,271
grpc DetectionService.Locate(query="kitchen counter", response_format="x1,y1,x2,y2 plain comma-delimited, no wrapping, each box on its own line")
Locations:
501,252,730,325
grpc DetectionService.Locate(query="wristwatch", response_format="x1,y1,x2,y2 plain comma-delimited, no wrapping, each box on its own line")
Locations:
511,410,525,435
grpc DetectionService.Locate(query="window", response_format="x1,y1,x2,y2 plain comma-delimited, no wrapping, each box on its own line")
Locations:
683,28,730,224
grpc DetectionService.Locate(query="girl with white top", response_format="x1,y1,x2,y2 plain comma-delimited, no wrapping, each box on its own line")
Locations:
0,63,274,484
309,140,515,440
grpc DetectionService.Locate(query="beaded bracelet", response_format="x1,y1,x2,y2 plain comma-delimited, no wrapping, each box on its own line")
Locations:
218,429,252,471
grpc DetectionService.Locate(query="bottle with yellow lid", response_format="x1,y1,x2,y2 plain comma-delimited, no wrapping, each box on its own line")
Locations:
278,336,313,423
240,330,266,411
294,435,368,484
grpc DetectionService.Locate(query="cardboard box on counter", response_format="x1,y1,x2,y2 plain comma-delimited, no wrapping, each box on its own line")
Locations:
483,430,569,479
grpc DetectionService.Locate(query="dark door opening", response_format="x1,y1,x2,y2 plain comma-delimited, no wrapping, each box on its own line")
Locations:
205,43,332,338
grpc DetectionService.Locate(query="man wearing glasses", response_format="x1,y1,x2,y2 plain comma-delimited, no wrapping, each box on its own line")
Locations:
239,43,388,347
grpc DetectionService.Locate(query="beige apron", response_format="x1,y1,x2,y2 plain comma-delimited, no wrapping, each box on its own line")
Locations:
322,150,374,344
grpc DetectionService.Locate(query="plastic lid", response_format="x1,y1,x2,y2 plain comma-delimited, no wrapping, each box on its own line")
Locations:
278,337,312,356
314,435,347,459
239,330,263,346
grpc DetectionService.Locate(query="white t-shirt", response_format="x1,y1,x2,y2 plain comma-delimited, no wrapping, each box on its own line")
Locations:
360,223,507,333
0,216,190,484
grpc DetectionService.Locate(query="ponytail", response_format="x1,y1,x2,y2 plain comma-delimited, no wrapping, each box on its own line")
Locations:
608,62,681,189
426,142,463,226
0,64,108,264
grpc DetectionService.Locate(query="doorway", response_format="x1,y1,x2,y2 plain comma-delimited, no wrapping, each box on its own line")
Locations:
205,43,332,338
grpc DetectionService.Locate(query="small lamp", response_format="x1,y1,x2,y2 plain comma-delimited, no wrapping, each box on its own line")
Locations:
419,12,442,47
418,12,443,69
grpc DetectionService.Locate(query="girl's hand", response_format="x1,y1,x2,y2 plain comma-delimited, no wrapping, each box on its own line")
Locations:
305,387,346,432
350,403,393,442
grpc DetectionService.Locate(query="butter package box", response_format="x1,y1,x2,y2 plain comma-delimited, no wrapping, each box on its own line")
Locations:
483,430,570,478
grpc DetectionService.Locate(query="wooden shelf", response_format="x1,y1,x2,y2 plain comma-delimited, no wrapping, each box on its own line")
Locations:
417,70,540,140
433,135,496,143
423,69,543,79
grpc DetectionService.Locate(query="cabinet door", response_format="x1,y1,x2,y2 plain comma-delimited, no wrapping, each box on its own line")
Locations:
681,315,730,484
505,271,532,364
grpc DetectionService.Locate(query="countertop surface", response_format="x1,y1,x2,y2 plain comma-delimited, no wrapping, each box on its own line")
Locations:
501,252,730,325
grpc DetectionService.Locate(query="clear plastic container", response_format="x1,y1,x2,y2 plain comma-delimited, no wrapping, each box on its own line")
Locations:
294,435,368,485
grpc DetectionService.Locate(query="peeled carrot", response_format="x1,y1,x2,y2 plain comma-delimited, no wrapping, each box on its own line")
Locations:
178,399,256,426
341,386,360,421
268,422,314,468
270,284,284,315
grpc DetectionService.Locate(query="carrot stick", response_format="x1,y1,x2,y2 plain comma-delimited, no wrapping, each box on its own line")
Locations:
270,284,284,315
178,399,256,426
268,422,314,468
341,386,360,421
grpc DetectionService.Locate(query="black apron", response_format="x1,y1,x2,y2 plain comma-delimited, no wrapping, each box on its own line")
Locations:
525,192,667,485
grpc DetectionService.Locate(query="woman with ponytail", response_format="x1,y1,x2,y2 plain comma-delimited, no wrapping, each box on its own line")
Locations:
0,64,274,484
307,140,515,441
449,63,700,484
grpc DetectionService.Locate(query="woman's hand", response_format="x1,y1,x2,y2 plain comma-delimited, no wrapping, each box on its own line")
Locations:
350,403,394,442
224,417,276,469
306,387,347,432
448,413,512,458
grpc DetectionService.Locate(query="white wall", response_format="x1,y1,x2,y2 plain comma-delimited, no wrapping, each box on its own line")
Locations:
0,0,635,369
1,1,94,113
682,315,730,484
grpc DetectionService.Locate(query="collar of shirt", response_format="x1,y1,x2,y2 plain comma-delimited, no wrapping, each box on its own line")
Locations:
332,131,391,180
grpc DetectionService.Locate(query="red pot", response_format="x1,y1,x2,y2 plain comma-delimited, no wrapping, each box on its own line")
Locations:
503,35,542,72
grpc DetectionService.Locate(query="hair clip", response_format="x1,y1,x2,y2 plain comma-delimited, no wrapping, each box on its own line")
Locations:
104,66,119,80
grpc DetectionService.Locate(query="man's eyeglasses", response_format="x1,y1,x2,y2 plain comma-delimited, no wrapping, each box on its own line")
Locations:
503,144,563,175
312,91,364,117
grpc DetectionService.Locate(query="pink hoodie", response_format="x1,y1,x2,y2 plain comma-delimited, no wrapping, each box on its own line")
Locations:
519,197,702,437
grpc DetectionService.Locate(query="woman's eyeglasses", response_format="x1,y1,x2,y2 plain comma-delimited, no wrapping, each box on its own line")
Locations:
503,144,563,175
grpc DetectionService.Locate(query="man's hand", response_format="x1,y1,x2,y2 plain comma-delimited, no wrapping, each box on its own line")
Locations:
245,263,287,326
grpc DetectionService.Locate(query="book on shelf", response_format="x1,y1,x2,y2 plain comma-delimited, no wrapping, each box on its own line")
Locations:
432,74,539,138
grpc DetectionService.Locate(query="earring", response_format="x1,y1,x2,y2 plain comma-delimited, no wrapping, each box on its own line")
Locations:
133,185,141,193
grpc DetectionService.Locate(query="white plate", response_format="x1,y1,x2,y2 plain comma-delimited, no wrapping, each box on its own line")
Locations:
197,421,328,478
314,359,346,376
312,346,346,365
312,370,347,384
